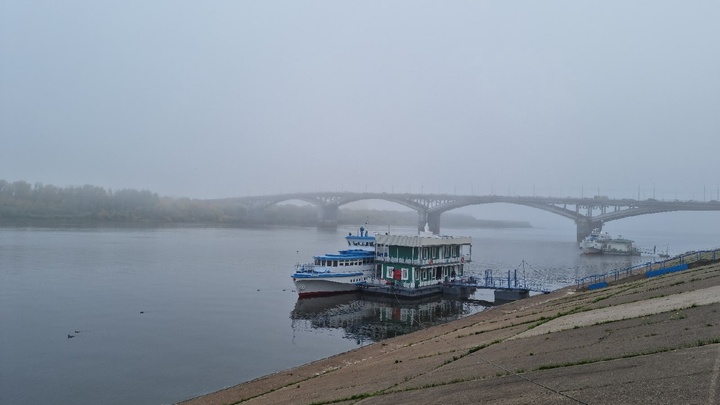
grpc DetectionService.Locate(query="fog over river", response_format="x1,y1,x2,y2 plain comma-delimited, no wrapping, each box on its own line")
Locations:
1,214,717,404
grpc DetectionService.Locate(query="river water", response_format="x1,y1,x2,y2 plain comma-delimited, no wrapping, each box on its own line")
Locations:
1,215,718,404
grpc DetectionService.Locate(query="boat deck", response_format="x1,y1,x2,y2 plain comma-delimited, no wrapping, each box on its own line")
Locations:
358,280,523,299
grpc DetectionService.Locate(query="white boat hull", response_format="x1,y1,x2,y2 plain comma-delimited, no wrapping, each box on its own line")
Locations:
292,272,372,297
582,245,604,254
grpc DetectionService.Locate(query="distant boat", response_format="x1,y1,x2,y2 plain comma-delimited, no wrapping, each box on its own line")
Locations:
656,245,671,259
580,229,640,256
602,236,641,256
580,229,611,255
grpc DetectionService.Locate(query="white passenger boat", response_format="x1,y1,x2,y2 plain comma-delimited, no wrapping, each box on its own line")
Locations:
292,227,377,298
580,229,611,254
580,229,640,256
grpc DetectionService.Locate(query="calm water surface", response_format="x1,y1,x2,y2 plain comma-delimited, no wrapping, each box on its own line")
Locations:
1,219,718,404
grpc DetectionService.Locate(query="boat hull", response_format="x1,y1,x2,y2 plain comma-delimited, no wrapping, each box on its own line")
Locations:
292,275,366,297
602,249,641,256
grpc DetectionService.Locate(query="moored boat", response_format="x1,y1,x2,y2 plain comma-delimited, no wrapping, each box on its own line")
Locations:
580,229,640,256
362,224,473,298
580,229,611,254
602,236,641,256
292,227,377,298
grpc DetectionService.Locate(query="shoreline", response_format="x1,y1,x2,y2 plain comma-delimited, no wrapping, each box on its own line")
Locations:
179,259,720,405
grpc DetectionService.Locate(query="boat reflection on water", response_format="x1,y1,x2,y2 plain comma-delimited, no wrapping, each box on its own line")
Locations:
290,293,493,344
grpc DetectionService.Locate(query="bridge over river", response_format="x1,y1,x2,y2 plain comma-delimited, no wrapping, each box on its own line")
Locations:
214,192,720,241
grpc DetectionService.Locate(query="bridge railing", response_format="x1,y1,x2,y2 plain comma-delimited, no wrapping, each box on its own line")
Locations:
576,247,720,289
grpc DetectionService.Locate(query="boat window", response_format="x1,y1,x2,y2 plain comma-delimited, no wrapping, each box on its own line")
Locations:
333,260,338,267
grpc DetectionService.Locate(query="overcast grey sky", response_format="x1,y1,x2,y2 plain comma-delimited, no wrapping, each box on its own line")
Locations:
2,1,719,201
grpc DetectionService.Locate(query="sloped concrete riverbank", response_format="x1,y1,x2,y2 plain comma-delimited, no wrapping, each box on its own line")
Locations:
179,260,720,405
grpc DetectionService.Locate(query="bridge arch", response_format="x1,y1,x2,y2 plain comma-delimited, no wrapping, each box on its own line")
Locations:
222,193,720,241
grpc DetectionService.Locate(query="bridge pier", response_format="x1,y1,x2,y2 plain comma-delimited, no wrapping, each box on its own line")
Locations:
417,210,441,234
576,219,603,242
248,207,266,223
317,205,338,228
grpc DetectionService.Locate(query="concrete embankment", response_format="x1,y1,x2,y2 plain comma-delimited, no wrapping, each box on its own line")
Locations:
180,261,720,405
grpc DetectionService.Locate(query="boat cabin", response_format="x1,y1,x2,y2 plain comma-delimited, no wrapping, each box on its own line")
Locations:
374,233,472,289
313,251,375,268
346,226,376,250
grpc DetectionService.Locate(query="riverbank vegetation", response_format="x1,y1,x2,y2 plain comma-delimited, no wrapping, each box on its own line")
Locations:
0,179,531,228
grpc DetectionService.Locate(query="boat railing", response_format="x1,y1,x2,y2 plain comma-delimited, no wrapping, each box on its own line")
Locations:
294,263,319,273
374,255,470,266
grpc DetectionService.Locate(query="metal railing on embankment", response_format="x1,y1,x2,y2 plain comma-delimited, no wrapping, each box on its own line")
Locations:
576,247,720,290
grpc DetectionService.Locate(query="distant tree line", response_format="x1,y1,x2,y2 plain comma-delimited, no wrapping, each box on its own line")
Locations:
0,180,233,225
0,180,530,228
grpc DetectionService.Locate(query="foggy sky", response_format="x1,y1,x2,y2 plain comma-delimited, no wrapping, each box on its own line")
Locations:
2,1,719,201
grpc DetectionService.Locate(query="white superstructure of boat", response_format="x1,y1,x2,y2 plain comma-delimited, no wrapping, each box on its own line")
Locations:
602,236,641,256
580,229,611,254
580,229,640,256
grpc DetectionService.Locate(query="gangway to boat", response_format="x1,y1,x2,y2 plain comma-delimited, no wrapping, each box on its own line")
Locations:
478,262,555,294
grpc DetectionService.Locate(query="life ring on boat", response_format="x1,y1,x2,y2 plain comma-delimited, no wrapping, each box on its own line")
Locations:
460,256,464,263
429,259,433,265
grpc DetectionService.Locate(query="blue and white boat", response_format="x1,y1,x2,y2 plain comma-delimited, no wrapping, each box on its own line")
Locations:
292,227,377,298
